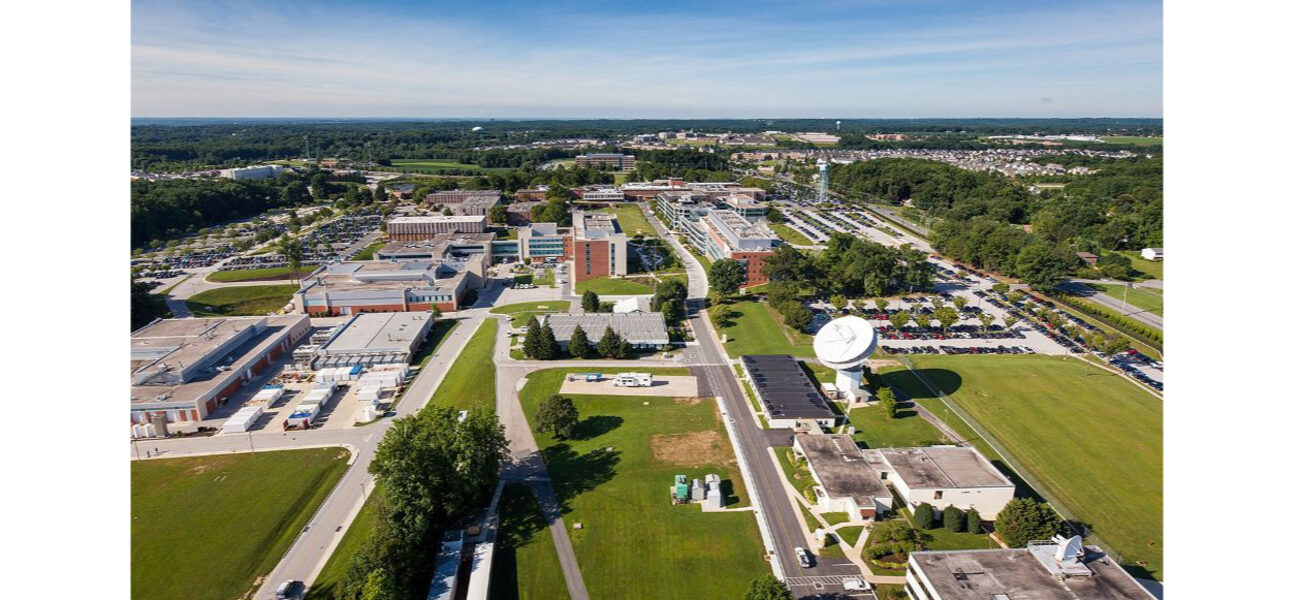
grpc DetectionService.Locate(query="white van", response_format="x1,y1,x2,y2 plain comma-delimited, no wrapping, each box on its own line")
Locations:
613,373,652,387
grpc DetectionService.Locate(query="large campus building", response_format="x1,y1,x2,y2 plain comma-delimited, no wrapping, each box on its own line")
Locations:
425,189,504,206
574,153,636,171
656,191,779,287
386,215,487,240
130,315,311,429
293,257,486,315
571,210,628,283
300,312,433,369
905,537,1155,600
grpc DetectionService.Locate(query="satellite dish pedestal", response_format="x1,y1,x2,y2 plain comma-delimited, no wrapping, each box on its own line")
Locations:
813,316,878,401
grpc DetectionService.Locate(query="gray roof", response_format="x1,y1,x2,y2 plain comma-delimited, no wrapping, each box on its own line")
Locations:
539,313,669,346
868,446,1013,490
909,547,1155,600
796,434,891,506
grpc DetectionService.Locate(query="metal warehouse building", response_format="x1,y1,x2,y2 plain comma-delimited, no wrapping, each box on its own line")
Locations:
738,354,839,428
307,312,434,369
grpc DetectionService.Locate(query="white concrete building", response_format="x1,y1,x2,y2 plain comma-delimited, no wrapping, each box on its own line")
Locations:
1140,247,1163,261
794,434,892,522
865,446,1015,517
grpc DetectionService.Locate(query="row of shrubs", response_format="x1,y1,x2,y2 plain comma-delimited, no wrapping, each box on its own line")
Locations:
1045,291,1163,349
914,502,982,533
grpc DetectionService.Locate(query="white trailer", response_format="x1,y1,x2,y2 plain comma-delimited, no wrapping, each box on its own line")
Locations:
613,372,653,387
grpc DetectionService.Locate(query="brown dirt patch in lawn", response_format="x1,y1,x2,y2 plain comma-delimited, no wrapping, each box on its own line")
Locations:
674,397,705,405
650,430,734,466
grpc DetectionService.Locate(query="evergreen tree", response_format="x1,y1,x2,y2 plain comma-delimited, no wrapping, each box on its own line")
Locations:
569,325,590,359
582,290,600,312
995,498,1063,547
943,505,965,532
523,316,541,358
597,326,622,358
616,339,633,359
536,322,559,360
966,508,982,533
914,502,935,529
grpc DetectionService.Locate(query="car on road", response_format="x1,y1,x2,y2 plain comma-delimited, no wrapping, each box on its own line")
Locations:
843,577,870,591
794,546,813,568
275,580,301,599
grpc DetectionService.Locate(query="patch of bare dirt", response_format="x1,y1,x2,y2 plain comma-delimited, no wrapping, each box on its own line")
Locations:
674,397,704,405
650,430,734,466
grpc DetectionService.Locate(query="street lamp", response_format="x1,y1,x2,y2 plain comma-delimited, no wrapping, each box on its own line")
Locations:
247,431,255,453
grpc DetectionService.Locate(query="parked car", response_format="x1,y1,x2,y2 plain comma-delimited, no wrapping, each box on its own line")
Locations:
794,546,813,568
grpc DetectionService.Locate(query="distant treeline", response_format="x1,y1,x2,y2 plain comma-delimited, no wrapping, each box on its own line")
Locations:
130,118,1161,171
832,157,1162,288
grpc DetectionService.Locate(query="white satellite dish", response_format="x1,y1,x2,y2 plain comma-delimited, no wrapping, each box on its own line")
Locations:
813,316,877,399
1054,535,1084,562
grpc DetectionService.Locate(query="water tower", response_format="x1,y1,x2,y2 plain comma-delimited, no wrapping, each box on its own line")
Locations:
813,315,878,400
816,159,829,204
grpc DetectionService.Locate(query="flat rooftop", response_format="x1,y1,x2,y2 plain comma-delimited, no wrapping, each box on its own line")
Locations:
870,446,1013,489
321,312,432,354
300,260,467,294
796,434,891,506
574,210,622,239
709,210,777,241
131,315,308,407
388,215,488,224
376,233,495,258
540,313,669,345
910,547,1154,600
740,355,836,420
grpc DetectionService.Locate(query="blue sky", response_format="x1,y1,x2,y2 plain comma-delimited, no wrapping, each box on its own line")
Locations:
131,0,1162,118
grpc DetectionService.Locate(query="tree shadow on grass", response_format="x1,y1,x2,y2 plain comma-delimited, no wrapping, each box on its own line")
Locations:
882,368,963,398
489,484,550,600
540,443,621,514
568,415,623,441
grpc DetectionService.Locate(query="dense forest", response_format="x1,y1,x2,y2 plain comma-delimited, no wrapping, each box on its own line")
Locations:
130,118,1161,171
130,178,293,248
831,157,1162,288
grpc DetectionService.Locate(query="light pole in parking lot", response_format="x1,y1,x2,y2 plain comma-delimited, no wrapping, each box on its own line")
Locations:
247,431,255,452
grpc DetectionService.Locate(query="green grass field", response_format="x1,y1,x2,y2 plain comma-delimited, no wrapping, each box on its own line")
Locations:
519,368,767,600
305,484,386,600
574,276,654,295
768,221,815,246
389,158,502,173
489,484,569,600
600,204,656,238
1120,251,1164,279
185,284,296,316
1087,283,1163,316
490,301,572,326
1100,136,1163,146
132,449,350,600
430,319,499,410
715,300,815,358
883,355,1163,579
351,240,387,260
206,266,298,282
846,402,949,448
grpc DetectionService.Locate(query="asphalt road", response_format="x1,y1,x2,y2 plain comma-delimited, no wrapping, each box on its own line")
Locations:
1059,280,1164,330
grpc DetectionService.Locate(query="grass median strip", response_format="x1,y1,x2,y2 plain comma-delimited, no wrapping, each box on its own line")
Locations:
489,484,569,600
430,319,499,410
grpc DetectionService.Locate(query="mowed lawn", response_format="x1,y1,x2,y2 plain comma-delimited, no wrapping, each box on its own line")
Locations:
430,319,499,410
185,284,296,316
846,402,950,448
390,158,486,171
715,300,815,358
132,449,350,600
1120,251,1164,279
1088,283,1163,316
574,276,654,295
1099,136,1163,146
207,266,299,282
600,204,656,238
768,221,815,246
489,484,568,600
519,368,768,600
886,355,1163,579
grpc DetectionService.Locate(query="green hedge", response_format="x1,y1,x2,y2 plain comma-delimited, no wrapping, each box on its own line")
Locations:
1046,291,1163,349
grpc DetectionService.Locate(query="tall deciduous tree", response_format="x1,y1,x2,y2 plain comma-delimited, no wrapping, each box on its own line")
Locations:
978,312,995,333
744,574,794,600
890,311,912,331
709,258,746,297
536,395,579,439
1002,314,1020,330
934,307,960,332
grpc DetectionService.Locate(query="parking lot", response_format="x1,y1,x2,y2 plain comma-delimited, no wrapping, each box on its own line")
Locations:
558,375,699,397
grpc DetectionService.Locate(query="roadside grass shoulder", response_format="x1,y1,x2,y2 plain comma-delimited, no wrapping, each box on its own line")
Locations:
489,483,569,600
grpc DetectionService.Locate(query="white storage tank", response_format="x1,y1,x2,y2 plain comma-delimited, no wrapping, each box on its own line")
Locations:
354,404,378,424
